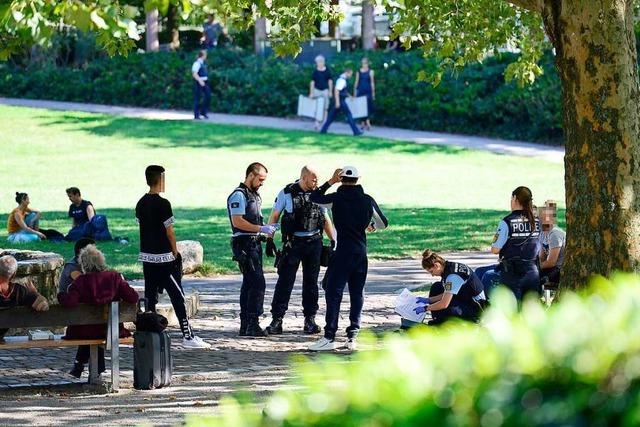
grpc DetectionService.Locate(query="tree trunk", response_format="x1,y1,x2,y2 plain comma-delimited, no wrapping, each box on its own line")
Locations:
328,0,339,38
362,0,375,50
145,8,159,52
254,17,267,55
540,0,640,289
167,3,180,50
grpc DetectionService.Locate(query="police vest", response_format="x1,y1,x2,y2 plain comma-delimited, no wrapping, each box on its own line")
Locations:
280,182,325,239
442,261,483,298
499,210,540,261
227,183,263,235
197,60,208,78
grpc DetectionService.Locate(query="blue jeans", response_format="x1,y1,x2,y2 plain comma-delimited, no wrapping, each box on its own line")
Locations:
320,99,361,135
474,264,500,298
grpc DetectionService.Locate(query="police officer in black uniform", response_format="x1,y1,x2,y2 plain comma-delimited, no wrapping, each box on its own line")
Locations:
308,166,388,352
490,186,541,301
191,49,211,120
414,250,487,325
264,165,337,335
227,162,278,337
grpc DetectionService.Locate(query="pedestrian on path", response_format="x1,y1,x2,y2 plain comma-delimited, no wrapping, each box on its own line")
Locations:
308,166,388,351
309,55,333,130
192,50,211,120
320,69,363,136
227,162,279,337
354,57,376,130
136,165,211,349
264,165,336,335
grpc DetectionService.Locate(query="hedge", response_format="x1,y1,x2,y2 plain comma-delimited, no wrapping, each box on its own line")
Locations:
0,48,564,144
188,275,640,426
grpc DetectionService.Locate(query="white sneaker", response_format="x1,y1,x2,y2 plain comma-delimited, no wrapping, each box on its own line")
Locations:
308,337,336,352
345,338,357,351
182,335,211,349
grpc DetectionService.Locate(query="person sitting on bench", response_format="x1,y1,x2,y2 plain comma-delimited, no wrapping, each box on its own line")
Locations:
58,237,96,294
58,245,139,378
414,250,487,325
538,200,566,285
0,255,49,341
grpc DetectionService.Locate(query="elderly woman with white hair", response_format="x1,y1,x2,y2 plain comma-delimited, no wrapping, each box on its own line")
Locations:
58,245,139,378
309,54,334,130
0,255,49,340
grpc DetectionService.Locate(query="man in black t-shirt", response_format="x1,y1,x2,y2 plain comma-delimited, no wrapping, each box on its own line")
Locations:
136,165,210,349
65,187,95,241
309,55,334,129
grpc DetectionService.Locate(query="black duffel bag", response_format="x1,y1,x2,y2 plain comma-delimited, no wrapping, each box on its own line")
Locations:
135,299,168,333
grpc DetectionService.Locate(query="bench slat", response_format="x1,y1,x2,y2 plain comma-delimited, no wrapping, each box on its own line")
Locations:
0,302,137,329
0,336,134,350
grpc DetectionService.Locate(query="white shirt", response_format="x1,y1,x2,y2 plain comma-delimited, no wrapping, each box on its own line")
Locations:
335,75,347,92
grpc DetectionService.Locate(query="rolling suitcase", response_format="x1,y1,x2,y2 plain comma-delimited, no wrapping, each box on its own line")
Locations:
133,331,173,390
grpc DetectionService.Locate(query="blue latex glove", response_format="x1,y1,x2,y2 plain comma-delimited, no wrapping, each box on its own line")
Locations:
415,297,430,305
413,305,427,315
260,224,279,235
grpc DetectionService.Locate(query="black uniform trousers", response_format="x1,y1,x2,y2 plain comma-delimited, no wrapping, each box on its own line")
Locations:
193,81,211,118
427,282,479,325
232,237,266,320
499,262,541,302
271,236,322,318
323,250,368,340
143,261,192,338
320,97,361,135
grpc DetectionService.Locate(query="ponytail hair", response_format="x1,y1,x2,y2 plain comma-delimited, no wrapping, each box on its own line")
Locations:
421,249,445,270
512,186,535,229
14,192,27,204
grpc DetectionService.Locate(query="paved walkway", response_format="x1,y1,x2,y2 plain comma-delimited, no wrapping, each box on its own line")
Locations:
0,252,496,426
0,97,564,163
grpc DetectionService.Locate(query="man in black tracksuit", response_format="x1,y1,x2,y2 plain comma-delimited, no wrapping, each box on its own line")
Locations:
308,166,388,351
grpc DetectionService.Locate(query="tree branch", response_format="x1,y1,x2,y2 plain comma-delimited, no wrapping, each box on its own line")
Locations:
506,0,543,13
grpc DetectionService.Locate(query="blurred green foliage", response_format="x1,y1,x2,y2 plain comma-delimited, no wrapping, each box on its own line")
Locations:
0,49,563,143
189,274,640,426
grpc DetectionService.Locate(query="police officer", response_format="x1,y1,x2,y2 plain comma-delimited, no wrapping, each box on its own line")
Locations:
192,49,211,120
319,68,363,136
264,165,337,335
308,166,388,352
414,250,487,325
227,162,278,337
490,186,541,301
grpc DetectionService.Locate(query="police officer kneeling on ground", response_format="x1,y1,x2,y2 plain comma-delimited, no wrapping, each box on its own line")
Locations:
227,162,278,337
490,186,541,302
264,165,337,335
414,250,487,325
308,166,388,352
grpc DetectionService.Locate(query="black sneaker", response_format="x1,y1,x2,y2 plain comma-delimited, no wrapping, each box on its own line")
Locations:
304,316,321,334
245,318,268,337
69,362,84,378
265,317,283,335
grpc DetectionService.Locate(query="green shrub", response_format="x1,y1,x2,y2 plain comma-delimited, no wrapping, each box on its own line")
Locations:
189,275,640,426
0,49,563,144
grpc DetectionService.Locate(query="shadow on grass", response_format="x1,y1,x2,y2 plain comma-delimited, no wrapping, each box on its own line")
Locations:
0,207,566,280
37,113,468,156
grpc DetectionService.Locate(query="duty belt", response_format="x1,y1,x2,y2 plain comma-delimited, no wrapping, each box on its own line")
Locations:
291,233,322,242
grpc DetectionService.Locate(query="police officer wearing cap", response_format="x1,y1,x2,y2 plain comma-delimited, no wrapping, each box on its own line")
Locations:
227,162,278,337
490,186,541,301
264,165,337,335
414,249,487,325
308,166,388,351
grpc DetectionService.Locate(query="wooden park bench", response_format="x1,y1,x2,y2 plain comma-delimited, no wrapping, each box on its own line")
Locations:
0,301,136,391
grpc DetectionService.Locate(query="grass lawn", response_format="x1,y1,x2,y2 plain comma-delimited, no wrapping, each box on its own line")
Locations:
0,105,565,279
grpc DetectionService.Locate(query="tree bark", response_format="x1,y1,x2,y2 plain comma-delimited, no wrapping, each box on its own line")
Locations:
166,3,180,50
361,0,375,50
145,8,159,52
254,16,267,54
328,0,339,38
540,0,640,289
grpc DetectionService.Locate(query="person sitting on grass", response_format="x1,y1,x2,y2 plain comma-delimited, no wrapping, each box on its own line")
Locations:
414,250,487,325
58,245,139,378
538,200,566,285
64,187,95,241
0,255,49,341
7,192,46,243
58,237,96,294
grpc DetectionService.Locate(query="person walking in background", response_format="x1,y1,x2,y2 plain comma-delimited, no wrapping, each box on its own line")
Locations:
203,14,223,49
354,57,376,130
320,68,363,136
309,55,333,130
192,50,211,120
7,192,45,243
136,165,211,349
